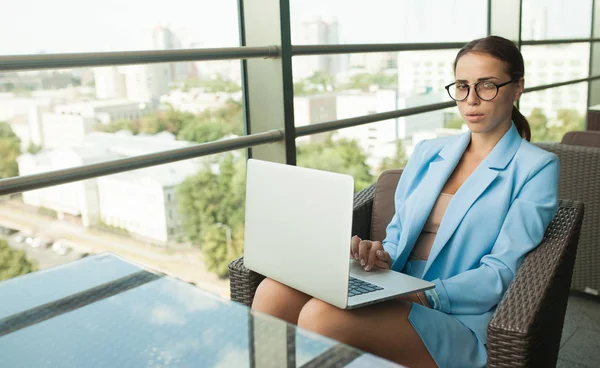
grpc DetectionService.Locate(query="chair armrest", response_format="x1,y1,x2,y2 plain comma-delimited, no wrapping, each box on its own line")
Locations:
228,184,377,305
487,200,584,368
351,183,376,240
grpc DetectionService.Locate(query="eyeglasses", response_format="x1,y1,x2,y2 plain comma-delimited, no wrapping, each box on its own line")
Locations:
444,79,516,101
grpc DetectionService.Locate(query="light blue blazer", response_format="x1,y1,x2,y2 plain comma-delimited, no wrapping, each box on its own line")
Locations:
383,122,559,345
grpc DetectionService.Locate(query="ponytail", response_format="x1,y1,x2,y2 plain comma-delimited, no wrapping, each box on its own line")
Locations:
512,105,531,141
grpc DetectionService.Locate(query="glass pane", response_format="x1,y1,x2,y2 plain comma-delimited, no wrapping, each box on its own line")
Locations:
521,44,590,89
519,82,588,142
0,60,244,293
521,0,593,40
294,50,463,184
520,44,590,142
290,0,487,44
2,149,247,296
0,0,239,55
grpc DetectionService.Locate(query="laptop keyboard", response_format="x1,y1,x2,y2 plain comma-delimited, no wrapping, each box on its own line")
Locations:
348,277,384,297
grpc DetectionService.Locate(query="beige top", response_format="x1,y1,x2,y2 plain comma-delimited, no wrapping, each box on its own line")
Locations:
409,193,454,261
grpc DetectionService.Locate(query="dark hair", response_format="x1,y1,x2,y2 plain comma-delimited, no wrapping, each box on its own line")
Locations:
453,35,531,141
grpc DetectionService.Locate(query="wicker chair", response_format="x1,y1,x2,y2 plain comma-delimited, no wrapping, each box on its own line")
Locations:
535,142,600,294
229,171,584,368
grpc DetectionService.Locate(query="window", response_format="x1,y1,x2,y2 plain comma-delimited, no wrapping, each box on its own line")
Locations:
521,0,592,40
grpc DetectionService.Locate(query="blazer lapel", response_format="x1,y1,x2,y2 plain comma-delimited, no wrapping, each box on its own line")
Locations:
393,132,471,270
422,123,523,277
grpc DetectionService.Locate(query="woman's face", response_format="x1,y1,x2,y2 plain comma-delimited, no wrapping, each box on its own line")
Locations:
453,52,524,135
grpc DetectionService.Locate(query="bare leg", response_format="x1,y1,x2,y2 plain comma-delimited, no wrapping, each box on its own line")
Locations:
298,298,437,368
251,278,312,325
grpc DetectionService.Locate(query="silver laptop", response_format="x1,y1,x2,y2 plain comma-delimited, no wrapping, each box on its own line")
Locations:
243,159,434,309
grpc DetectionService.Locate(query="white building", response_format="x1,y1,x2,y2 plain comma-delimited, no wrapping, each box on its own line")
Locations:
160,89,236,114
519,44,589,120
122,64,172,103
54,99,148,125
17,132,202,244
17,146,118,227
41,112,96,149
294,89,399,170
97,163,193,243
93,67,127,100
292,17,341,80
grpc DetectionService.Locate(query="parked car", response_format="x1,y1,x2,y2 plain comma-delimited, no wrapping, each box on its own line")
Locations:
31,237,53,249
51,239,74,256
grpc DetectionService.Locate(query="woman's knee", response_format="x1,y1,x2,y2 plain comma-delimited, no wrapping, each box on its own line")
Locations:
251,278,311,324
298,298,346,338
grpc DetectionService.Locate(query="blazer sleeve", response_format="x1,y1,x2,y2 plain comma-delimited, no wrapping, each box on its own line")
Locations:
382,140,425,260
429,153,559,315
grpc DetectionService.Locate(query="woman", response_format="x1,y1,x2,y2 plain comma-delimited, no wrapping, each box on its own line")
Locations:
251,35,559,368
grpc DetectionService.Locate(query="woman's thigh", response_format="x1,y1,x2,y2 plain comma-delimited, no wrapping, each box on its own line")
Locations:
297,298,437,368
251,278,312,325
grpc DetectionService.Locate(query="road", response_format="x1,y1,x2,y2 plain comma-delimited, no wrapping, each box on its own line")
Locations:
0,201,230,298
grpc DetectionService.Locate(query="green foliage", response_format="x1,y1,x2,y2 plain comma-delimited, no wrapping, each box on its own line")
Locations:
92,101,243,144
294,71,336,95
95,119,140,134
27,143,42,154
528,108,585,143
0,121,21,179
176,101,243,143
0,240,37,281
180,75,241,93
177,153,246,277
378,140,409,174
38,207,58,218
297,135,373,192
445,114,464,130
343,72,398,91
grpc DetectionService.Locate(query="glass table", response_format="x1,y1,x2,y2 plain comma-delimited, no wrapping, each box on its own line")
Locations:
0,253,404,367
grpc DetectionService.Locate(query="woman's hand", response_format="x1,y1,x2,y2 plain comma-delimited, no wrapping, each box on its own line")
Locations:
350,235,393,271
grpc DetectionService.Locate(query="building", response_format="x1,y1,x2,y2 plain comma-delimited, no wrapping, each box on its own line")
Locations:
122,64,172,104
96,163,193,243
17,146,119,227
292,17,340,80
40,112,96,149
93,67,127,100
294,89,399,171
159,89,237,114
54,99,148,125
17,132,203,244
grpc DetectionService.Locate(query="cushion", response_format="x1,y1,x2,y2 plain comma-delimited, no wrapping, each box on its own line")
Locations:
370,169,403,242
561,131,600,148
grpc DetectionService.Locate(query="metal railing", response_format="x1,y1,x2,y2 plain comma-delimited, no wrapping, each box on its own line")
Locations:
0,46,279,72
0,38,598,196
2,38,598,72
0,130,283,196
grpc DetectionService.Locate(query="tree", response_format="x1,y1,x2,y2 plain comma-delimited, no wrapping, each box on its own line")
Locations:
95,119,140,134
297,135,373,192
344,72,397,91
528,108,553,142
0,121,21,179
556,109,585,133
378,140,409,174
445,113,464,130
176,153,246,277
0,240,37,281
528,108,585,142
180,74,241,93
27,143,42,154
294,72,336,96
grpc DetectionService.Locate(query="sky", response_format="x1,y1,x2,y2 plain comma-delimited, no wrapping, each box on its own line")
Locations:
0,0,593,56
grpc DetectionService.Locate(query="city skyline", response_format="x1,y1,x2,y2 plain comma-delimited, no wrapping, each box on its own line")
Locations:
0,0,593,56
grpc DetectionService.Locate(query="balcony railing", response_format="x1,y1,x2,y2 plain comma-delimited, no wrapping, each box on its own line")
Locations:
0,36,599,196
